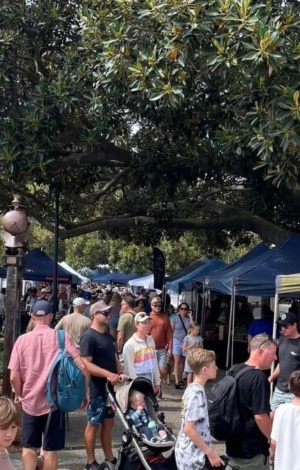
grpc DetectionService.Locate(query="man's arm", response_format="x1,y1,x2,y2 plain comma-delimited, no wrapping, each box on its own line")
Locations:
254,413,272,439
10,370,22,398
117,331,125,353
269,364,280,383
81,356,119,385
54,317,64,330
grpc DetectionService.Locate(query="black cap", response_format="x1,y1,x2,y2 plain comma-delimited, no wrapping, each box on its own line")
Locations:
276,312,297,326
32,300,52,316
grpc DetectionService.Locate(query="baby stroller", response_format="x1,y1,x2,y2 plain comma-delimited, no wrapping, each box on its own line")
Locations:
99,377,177,470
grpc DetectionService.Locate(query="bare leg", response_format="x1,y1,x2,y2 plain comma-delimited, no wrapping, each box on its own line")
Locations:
22,448,37,470
159,366,168,383
84,422,99,464
100,418,114,461
43,450,57,470
187,372,193,384
173,355,181,384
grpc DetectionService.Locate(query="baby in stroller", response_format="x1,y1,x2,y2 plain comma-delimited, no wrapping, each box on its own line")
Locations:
98,377,176,470
127,390,171,443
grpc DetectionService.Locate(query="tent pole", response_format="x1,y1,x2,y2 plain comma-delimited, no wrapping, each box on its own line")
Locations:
200,284,206,336
226,286,234,373
270,293,279,396
231,286,236,367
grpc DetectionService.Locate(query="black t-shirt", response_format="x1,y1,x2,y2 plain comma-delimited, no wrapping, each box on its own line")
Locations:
80,328,117,398
277,336,300,392
226,363,270,459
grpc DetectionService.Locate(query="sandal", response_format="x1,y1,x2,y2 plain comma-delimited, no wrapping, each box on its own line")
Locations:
175,383,181,389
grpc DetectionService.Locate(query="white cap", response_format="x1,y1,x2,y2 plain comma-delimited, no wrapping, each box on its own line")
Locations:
73,297,88,307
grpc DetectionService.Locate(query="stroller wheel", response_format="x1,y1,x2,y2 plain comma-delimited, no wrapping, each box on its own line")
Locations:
98,462,115,470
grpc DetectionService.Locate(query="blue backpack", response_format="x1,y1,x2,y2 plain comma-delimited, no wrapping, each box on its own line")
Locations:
46,330,86,412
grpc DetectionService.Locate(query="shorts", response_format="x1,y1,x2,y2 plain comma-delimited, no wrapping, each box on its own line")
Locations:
22,409,65,451
184,357,192,374
228,453,269,469
87,396,115,425
173,338,184,356
271,387,294,411
156,349,167,368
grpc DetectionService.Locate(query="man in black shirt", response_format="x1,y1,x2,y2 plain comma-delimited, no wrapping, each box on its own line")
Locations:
269,312,300,416
80,300,128,470
226,334,277,470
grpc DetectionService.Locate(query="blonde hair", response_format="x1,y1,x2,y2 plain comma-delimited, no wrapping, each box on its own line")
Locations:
0,397,21,428
187,349,215,374
129,390,145,403
188,323,200,335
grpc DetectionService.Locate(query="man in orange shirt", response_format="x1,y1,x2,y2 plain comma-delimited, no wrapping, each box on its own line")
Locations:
149,297,173,388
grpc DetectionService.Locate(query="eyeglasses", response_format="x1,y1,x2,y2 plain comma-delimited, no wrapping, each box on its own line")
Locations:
95,310,110,317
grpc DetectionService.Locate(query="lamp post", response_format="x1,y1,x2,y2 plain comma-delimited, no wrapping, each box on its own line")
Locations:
1,198,29,396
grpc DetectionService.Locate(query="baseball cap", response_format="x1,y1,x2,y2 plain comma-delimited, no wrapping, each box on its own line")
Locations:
277,312,298,326
90,300,112,316
73,297,88,307
83,291,92,300
32,300,52,316
151,296,162,306
40,288,49,294
135,312,152,324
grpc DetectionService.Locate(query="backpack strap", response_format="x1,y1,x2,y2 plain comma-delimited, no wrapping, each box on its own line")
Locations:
232,365,256,381
57,329,65,351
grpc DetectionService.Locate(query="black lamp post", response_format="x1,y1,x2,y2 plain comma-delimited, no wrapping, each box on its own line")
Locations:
1,198,29,396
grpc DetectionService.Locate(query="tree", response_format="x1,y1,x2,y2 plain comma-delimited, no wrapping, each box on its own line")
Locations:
1,0,300,246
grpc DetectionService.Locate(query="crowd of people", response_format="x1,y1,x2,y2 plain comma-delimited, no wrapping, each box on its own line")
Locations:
1,283,300,470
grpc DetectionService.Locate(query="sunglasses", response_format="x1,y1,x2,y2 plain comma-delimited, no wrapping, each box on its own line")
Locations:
153,304,162,307
95,310,110,317
136,313,150,323
180,307,188,310
280,324,291,329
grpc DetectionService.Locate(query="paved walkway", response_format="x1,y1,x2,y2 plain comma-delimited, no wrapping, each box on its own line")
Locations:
10,374,226,469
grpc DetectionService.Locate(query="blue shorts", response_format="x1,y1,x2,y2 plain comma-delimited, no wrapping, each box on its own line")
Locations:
156,349,167,368
87,396,115,425
173,338,184,356
22,409,65,451
271,387,294,411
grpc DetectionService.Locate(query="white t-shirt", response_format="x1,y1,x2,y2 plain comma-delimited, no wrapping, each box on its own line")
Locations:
175,383,210,470
271,403,300,470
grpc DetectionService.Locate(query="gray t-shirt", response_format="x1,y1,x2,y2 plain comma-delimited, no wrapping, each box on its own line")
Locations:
175,383,211,470
172,314,191,342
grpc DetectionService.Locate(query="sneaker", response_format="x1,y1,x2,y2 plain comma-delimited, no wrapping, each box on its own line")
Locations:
84,461,99,470
105,457,117,465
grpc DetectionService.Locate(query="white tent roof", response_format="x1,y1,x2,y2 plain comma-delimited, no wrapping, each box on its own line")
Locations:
59,261,90,284
276,273,300,295
128,274,155,289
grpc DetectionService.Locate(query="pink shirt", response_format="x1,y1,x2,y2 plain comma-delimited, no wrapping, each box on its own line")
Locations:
8,325,79,416
0,450,14,470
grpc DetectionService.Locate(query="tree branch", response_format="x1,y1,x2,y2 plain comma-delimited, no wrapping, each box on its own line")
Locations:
52,140,132,173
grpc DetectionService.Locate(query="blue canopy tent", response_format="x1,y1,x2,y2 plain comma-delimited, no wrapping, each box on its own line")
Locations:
92,272,139,284
208,236,300,369
166,256,209,283
0,249,75,283
171,259,227,293
203,242,270,295
128,274,155,289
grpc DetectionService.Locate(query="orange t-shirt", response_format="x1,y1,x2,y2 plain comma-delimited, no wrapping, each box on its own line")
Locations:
149,312,173,350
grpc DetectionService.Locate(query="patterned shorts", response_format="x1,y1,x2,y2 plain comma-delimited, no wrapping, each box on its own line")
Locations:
87,396,115,425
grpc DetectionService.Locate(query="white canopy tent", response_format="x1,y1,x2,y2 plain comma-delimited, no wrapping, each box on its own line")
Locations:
59,261,90,284
273,273,300,337
128,274,155,289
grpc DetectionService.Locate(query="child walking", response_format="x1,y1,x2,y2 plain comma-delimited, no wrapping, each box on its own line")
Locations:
175,349,224,470
271,370,300,469
182,324,203,384
0,397,21,470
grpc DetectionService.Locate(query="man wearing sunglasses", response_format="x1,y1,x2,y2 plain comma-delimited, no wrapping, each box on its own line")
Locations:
269,312,300,417
80,300,128,470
